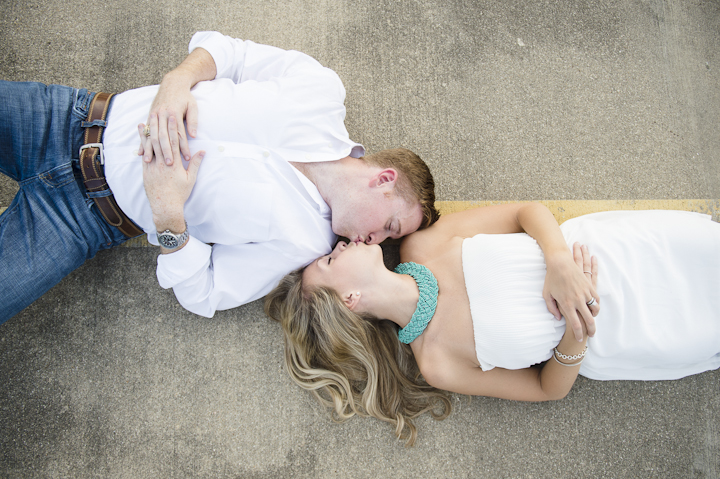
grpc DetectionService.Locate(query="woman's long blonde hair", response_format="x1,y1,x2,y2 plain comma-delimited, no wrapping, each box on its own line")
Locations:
264,268,451,446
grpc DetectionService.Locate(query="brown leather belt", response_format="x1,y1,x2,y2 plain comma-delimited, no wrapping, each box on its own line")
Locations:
79,92,143,238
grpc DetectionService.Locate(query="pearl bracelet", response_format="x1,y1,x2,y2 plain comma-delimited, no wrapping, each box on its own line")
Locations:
552,346,587,366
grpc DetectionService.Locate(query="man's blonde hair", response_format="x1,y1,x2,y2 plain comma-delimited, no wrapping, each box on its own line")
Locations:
362,148,439,229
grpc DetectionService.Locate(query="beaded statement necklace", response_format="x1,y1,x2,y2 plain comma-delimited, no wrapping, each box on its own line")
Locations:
393,262,439,344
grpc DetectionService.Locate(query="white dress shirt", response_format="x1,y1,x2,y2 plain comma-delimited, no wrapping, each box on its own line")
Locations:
102,31,365,317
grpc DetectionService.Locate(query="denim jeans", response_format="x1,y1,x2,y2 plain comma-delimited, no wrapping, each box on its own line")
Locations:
0,81,130,324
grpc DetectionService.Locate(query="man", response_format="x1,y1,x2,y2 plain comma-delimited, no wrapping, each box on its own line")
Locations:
0,31,438,323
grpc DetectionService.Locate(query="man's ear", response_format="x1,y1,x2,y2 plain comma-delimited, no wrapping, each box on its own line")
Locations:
369,168,397,188
342,291,361,311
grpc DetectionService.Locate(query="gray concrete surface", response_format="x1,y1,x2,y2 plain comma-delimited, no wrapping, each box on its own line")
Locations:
1,0,718,477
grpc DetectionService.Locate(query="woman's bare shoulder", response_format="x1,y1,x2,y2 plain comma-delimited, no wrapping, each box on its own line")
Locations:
400,215,463,263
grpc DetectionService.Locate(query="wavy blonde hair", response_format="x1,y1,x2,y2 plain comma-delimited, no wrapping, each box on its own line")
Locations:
264,268,451,446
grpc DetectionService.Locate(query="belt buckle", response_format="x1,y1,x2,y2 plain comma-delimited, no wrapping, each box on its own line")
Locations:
80,142,105,165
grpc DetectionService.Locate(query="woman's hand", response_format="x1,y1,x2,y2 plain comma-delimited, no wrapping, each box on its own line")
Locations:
139,123,205,235
543,244,599,342
573,242,599,316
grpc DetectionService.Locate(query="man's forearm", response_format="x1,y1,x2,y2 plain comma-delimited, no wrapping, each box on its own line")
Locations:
162,47,217,89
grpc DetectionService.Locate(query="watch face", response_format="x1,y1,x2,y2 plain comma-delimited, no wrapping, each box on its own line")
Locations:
158,234,179,248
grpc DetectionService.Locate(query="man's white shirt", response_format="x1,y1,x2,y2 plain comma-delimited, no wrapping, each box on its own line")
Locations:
102,31,364,317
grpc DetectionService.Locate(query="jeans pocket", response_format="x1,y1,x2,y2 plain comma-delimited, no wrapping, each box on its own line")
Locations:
39,163,77,188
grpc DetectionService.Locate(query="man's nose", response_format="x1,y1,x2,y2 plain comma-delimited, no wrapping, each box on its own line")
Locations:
365,232,388,245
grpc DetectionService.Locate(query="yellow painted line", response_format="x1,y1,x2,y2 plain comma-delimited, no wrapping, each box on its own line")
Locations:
1,200,718,248
436,199,720,224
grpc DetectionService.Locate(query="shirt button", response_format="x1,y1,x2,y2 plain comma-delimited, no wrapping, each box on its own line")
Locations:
263,151,270,158
133,150,139,156
218,146,225,152
304,154,311,161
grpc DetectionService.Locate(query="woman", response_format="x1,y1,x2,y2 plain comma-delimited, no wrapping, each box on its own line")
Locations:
264,203,720,445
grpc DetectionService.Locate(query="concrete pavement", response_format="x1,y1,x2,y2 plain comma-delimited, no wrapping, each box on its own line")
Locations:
1,0,719,477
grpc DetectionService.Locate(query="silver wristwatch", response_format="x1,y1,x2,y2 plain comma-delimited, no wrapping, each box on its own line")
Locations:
157,221,189,250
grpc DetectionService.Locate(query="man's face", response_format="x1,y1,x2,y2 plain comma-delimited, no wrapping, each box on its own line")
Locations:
331,190,423,245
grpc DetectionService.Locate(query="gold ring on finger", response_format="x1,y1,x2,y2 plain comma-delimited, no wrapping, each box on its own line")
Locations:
143,125,151,137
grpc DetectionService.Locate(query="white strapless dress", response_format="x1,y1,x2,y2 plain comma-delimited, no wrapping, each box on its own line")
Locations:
462,210,720,380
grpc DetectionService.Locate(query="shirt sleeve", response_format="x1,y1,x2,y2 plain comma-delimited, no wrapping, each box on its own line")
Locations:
188,31,334,87
157,239,313,317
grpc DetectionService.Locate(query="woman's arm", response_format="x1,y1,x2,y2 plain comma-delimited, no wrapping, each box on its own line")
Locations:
516,205,599,340
423,243,598,401
426,334,586,401
409,203,599,340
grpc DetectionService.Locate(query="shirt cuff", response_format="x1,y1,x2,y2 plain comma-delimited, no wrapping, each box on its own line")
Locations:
156,236,213,289
188,31,246,81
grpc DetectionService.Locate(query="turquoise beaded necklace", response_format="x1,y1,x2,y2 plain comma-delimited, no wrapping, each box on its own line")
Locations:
393,262,439,344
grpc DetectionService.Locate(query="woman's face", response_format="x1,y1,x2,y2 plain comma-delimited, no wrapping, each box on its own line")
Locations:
303,241,384,294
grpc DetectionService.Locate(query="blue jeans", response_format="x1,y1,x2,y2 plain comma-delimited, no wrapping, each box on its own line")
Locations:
0,81,130,324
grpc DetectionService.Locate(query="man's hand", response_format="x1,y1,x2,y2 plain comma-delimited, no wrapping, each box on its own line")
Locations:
137,47,217,166
138,74,198,166
542,243,599,341
139,123,204,234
